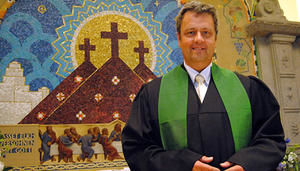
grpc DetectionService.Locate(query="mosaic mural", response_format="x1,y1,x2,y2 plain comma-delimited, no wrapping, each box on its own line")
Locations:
0,121,128,170
0,0,256,169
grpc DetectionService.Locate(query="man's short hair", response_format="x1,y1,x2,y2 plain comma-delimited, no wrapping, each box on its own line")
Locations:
175,1,218,36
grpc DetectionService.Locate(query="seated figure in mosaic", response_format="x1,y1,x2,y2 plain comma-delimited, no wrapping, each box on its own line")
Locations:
108,123,122,142
77,128,94,162
70,127,81,143
92,126,101,159
92,127,101,142
39,126,57,164
57,128,75,163
100,128,123,161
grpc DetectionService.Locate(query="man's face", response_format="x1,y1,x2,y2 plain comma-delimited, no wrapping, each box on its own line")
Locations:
177,11,217,71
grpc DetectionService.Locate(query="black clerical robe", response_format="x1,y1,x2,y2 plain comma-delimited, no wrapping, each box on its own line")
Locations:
122,68,285,171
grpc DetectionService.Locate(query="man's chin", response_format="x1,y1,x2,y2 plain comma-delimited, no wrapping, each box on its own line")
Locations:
191,55,209,61
191,58,212,66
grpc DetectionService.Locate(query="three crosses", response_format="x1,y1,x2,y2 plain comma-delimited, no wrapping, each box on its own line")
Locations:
79,22,149,63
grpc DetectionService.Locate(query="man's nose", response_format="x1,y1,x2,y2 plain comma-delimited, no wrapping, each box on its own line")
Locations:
194,32,204,43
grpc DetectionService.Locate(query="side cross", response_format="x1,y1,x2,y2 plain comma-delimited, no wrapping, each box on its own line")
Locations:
79,38,96,62
134,41,149,64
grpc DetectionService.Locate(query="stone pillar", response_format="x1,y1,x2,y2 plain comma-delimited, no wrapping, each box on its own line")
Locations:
269,34,300,142
247,0,300,143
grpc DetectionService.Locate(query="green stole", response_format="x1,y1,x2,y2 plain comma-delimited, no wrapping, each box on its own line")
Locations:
158,63,252,152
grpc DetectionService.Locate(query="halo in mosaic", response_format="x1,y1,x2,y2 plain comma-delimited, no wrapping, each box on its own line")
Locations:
52,0,172,78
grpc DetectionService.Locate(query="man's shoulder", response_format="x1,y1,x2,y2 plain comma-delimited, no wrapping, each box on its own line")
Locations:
233,72,251,91
235,73,277,100
142,77,162,91
135,77,162,102
235,73,269,89
234,73,265,96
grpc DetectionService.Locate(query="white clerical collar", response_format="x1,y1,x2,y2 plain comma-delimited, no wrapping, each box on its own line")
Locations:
183,61,211,86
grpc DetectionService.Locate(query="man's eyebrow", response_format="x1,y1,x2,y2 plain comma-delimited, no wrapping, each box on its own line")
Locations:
183,27,212,31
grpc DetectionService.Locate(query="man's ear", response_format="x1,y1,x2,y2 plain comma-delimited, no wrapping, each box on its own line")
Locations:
177,32,181,47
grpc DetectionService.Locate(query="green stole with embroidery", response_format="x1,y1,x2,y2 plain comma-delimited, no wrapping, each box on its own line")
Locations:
158,63,252,152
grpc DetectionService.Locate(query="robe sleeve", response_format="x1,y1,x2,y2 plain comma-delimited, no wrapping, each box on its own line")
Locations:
61,136,73,146
78,137,81,144
109,131,116,141
50,132,56,144
89,135,93,146
122,83,202,171
227,76,286,171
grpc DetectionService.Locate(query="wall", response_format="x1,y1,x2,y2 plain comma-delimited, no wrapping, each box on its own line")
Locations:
279,0,300,21
247,0,300,144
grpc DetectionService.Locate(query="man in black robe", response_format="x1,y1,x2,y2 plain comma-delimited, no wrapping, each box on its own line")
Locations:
121,1,286,171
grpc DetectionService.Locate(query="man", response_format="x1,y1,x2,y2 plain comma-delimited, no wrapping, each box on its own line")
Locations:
121,1,286,171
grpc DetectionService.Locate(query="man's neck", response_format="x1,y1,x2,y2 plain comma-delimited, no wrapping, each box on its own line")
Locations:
184,61,212,72
183,61,212,86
